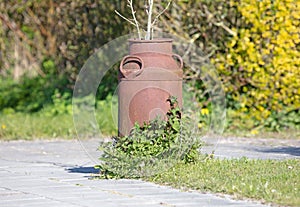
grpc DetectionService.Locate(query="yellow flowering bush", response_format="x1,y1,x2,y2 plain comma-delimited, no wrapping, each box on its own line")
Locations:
213,0,300,132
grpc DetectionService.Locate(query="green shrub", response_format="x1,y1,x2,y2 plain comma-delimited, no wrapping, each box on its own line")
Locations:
96,97,202,179
213,0,300,133
0,75,69,113
157,0,299,133
42,89,72,117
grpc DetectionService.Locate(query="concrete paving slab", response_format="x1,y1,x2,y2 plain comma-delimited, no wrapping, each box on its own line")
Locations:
1,138,298,207
201,137,300,160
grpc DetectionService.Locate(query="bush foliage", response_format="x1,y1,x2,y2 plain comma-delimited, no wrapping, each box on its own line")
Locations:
213,0,300,132
162,0,300,133
0,0,130,80
97,97,201,178
0,0,299,134
0,75,68,112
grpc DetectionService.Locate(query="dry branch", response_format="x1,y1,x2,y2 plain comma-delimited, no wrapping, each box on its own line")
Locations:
114,0,141,39
146,0,154,40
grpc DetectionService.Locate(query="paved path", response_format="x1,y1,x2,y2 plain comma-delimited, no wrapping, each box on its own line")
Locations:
0,138,299,207
201,137,300,160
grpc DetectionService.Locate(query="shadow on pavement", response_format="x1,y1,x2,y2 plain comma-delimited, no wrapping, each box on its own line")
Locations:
255,146,300,157
67,166,99,174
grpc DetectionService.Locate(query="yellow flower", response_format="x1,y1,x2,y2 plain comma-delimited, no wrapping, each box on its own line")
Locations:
198,123,203,129
1,124,6,130
250,129,259,135
201,108,209,116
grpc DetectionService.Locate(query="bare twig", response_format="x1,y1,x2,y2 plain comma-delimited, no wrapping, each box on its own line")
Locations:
213,22,237,36
183,33,201,58
114,0,141,39
114,10,136,26
128,0,141,39
203,5,236,36
152,0,171,27
150,0,172,38
115,0,172,40
146,0,154,40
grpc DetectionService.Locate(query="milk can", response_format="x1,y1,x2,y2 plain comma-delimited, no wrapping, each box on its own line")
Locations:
118,39,183,136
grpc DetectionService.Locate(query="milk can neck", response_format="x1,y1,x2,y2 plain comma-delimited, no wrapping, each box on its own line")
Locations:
129,38,173,55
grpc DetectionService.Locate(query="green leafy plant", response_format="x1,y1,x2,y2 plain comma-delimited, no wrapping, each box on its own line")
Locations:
96,96,201,179
0,75,68,113
43,89,72,117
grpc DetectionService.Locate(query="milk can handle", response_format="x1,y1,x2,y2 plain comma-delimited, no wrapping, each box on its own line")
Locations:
172,54,184,69
120,55,144,78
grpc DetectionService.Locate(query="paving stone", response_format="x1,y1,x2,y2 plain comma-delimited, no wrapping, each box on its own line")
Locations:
1,138,297,207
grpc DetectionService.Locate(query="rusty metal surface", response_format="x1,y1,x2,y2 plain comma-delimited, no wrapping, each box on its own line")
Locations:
118,39,183,136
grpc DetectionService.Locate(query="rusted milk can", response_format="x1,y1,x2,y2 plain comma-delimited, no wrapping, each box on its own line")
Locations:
118,39,183,136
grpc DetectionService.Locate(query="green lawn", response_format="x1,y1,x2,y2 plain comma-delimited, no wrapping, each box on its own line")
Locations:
0,112,75,140
0,109,116,141
1,111,298,141
148,158,300,207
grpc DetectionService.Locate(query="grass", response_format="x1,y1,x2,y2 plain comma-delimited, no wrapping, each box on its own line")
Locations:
0,112,75,140
1,110,298,141
0,105,117,141
148,158,300,207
